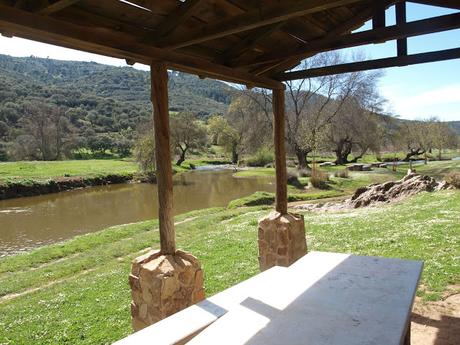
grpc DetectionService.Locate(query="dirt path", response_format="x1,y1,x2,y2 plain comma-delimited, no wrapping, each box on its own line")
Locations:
411,292,460,345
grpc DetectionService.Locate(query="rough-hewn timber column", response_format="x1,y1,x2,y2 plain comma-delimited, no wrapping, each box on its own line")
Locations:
129,63,204,332
257,88,307,271
151,62,175,255
273,88,288,214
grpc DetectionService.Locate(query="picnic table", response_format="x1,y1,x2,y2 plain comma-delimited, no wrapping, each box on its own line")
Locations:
114,251,423,345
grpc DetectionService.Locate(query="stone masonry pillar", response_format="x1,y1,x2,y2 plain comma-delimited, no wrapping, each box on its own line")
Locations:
258,211,307,271
129,249,205,331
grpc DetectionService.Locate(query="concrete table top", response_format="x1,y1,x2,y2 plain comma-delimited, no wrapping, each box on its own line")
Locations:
187,251,423,345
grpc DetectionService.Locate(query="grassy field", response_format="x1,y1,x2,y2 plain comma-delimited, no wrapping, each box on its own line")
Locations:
0,190,458,344
0,159,138,182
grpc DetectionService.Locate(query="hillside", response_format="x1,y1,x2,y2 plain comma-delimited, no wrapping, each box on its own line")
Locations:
448,121,460,135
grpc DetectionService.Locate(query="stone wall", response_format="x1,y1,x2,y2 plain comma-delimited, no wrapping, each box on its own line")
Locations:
129,249,205,331
258,211,307,271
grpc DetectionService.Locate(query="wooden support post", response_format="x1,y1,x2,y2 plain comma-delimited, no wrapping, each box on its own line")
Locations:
396,2,408,57
273,88,287,214
151,63,175,255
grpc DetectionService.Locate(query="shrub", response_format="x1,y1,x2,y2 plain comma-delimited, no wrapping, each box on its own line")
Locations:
334,169,349,178
310,169,329,189
247,148,274,167
445,172,460,189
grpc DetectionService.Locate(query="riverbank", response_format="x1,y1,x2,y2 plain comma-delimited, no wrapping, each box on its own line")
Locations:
0,190,458,344
0,159,229,200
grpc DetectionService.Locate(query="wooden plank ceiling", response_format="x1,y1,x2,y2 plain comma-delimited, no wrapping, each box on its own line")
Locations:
0,0,458,88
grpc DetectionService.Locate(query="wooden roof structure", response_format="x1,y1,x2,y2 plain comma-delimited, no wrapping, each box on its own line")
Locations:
1,0,459,90
0,0,459,256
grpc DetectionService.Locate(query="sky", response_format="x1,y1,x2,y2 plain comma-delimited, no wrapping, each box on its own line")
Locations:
0,2,459,121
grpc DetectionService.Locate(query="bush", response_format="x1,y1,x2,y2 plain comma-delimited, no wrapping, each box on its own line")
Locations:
334,169,349,178
445,172,460,189
310,169,329,189
247,148,274,167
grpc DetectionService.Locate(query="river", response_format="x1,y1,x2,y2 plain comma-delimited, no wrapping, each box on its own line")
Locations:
0,169,274,257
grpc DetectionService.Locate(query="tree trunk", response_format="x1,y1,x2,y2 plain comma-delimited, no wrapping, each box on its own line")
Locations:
334,139,353,165
231,146,238,164
176,148,186,166
404,148,425,162
295,148,310,170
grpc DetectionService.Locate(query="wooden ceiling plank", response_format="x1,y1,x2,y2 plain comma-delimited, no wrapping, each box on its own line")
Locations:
159,0,364,49
0,4,283,89
37,0,80,15
279,47,460,80
220,22,285,64
153,0,204,40
246,9,460,69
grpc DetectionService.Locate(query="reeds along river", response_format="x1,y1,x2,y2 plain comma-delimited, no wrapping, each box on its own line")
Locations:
0,170,274,257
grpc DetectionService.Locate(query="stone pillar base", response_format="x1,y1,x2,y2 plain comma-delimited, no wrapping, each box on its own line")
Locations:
258,211,307,271
129,249,205,331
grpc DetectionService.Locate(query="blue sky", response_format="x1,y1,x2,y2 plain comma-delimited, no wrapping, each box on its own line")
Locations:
0,2,458,121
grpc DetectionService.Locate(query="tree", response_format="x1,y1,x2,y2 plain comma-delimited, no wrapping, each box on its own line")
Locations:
430,118,458,160
283,52,381,169
396,120,434,162
134,130,156,178
15,100,75,160
327,86,385,165
221,95,271,164
207,115,228,145
170,112,207,166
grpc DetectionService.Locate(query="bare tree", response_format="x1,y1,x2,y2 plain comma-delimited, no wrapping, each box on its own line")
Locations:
429,118,458,160
284,52,381,169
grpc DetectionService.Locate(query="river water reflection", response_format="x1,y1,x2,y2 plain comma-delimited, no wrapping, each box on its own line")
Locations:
0,170,274,256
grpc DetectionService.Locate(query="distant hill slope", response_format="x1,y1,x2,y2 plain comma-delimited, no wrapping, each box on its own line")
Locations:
448,121,460,135
0,54,234,123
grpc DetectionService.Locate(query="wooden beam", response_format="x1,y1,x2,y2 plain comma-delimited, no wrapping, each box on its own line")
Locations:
159,0,363,49
372,0,386,29
153,0,203,41
0,4,283,89
241,11,460,68
279,47,460,80
273,88,288,214
151,63,175,255
37,0,80,15
409,0,460,10
396,1,408,56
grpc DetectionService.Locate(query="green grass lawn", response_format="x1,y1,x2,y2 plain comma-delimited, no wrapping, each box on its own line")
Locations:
0,190,458,344
0,159,138,182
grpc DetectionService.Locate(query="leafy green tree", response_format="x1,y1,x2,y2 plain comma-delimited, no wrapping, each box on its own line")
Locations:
134,130,155,179
207,114,228,145
170,112,207,166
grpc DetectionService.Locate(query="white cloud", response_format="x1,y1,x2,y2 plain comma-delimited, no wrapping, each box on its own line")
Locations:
381,84,460,121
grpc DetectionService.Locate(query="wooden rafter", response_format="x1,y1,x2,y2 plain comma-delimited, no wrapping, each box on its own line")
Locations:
278,47,460,80
409,0,460,10
152,0,203,41
242,11,460,69
37,0,80,15
158,0,363,49
0,4,283,89
396,1,408,56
